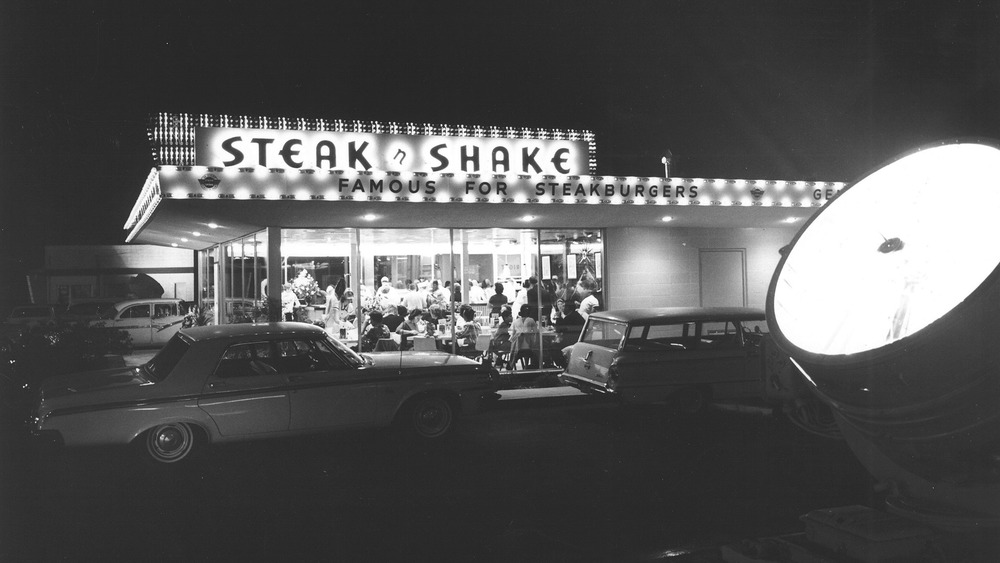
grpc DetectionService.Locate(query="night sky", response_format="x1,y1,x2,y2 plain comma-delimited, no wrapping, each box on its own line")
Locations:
2,0,998,285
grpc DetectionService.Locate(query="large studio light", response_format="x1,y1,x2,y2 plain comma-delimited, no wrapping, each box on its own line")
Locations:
767,140,1000,528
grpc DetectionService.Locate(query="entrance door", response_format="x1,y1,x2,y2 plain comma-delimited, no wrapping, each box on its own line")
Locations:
699,249,746,307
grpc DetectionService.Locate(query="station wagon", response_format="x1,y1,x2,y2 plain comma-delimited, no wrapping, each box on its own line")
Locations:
559,307,769,412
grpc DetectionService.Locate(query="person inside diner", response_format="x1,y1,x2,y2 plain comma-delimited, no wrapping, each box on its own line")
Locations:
555,300,586,347
576,276,600,321
509,303,539,369
396,308,423,349
488,282,508,315
359,310,391,353
453,306,482,356
324,279,346,328
383,304,405,332
467,279,487,304
341,288,357,323
487,305,513,368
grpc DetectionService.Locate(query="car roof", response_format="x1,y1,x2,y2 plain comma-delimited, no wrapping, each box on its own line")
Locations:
179,322,326,343
589,307,765,324
113,298,185,308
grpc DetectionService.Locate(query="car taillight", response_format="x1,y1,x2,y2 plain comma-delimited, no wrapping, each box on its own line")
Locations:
606,366,620,392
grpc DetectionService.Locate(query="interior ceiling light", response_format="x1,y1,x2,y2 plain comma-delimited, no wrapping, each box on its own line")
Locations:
362,214,377,221
208,223,219,229
192,231,202,237
661,216,673,222
522,215,536,221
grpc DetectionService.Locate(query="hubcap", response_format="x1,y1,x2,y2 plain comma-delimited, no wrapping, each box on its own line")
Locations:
148,424,192,462
414,400,451,436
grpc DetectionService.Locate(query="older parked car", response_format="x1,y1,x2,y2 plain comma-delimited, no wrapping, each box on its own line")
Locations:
29,322,499,463
90,298,189,348
559,307,770,413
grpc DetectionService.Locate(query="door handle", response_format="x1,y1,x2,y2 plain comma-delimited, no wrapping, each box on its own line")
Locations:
583,350,593,368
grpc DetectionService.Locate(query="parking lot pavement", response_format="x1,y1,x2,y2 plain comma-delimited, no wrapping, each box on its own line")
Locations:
3,395,885,562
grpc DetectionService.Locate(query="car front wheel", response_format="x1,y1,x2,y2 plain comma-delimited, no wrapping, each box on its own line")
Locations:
401,395,454,439
144,422,198,463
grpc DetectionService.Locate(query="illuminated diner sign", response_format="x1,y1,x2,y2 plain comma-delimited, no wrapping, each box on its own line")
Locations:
153,166,846,208
147,113,598,176
195,127,590,176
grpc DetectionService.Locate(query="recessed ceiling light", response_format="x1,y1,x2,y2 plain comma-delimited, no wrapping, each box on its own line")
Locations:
362,214,377,221
170,243,178,247
661,216,673,222
522,215,536,221
208,223,219,229
180,238,189,242
192,231,202,237
783,217,801,223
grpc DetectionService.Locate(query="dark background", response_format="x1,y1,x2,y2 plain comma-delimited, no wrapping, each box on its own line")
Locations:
2,0,999,301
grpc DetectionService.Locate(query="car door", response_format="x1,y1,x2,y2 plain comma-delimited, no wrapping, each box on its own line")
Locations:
565,318,626,388
151,302,186,346
111,303,154,347
278,337,378,431
689,319,756,398
198,341,291,436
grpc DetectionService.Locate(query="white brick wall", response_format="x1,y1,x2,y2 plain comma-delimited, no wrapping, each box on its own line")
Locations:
604,227,796,310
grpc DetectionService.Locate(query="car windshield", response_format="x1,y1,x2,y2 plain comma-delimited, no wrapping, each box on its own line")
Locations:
324,334,366,367
144,335,190,382
580,318,627,349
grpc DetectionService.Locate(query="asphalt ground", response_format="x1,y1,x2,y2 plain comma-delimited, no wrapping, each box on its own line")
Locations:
1,386,890,562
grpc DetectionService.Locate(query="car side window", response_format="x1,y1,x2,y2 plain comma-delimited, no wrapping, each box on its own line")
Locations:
215,342,277,378
313,338,357,370
647,323,694,350
154,304,176,318
700,321,742,349
272,339,335,373
122,305,150,319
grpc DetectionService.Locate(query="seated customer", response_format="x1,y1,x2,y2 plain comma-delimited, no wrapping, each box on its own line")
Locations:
383,305,405,332
453,306,482,352
509,304,539,369
396,309,423,349
359,311,391,353
555,300,586,346
487,306,513,366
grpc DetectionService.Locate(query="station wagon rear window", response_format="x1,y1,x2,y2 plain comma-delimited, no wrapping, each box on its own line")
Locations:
580,319,627,349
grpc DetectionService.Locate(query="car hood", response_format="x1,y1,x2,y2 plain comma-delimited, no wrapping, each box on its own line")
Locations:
365,351,483,371
39,365,152,401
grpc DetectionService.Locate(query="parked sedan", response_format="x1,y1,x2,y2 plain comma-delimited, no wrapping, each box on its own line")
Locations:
28,323,499,463
559,307,770,413
90,298,189,348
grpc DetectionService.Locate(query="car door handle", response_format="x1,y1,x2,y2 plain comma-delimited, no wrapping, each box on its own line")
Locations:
582,350,593,368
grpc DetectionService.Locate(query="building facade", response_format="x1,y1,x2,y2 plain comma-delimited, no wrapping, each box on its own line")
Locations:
123,113,843,363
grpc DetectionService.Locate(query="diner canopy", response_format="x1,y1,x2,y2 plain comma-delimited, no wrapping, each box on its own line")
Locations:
125,166,842,251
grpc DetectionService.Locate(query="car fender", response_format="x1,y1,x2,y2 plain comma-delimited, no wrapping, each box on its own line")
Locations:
44,399,214,447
